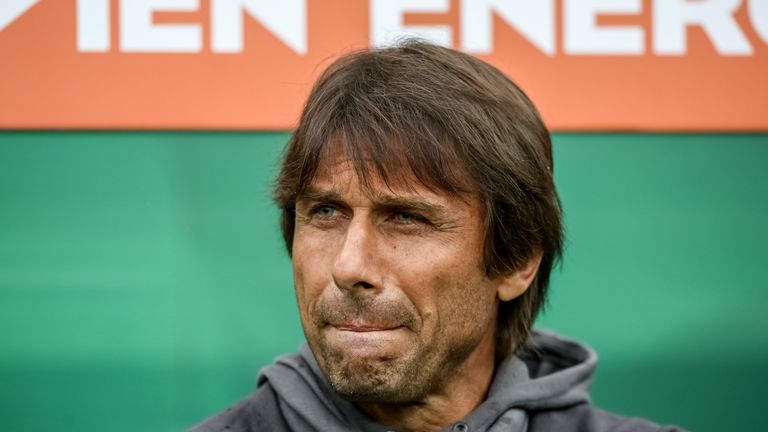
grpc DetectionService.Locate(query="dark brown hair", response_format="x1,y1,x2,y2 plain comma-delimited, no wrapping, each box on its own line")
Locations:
274,40,563,360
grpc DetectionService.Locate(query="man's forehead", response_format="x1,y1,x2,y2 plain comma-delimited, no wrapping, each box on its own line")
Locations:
313,154,357,178
307,160,485,219
310,156,443,202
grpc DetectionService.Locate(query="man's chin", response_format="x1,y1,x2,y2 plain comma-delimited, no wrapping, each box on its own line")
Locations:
316,342,424,404
326,364,412,404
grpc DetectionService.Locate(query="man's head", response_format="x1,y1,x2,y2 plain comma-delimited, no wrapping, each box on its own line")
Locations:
274,40,562,403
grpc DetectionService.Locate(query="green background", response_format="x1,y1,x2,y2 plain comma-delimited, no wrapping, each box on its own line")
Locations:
1,132,766,431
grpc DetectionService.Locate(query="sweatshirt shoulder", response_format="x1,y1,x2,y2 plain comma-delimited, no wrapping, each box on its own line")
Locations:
529,403,688,432
186,384,289,432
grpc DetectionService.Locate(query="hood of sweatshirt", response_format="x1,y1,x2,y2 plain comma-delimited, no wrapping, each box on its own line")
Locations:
258,329,597,432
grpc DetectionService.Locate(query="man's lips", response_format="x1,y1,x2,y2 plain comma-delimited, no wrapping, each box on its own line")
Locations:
330,323,404,332
323,323,409,358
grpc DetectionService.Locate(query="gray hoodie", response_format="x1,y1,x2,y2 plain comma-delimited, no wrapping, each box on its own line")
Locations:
262,330,597,431
190,330,683,432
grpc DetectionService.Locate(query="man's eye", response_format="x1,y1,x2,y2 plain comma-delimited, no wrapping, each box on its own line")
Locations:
313,205,338,218
391,212,422,224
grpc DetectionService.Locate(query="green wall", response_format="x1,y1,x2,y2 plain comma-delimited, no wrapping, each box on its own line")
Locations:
1,132,766,431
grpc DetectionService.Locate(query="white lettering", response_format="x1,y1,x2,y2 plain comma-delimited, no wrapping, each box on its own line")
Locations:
371,0,451,47
654,0,752,55
564,0,643,55
120,0,201,52
461,0,555,55
211,0,306,54
749,0,768,43
0,0,40,32
77,0,110,52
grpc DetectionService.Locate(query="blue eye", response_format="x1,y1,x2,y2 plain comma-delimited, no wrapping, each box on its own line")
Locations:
392,212,417,223
316,206,336,218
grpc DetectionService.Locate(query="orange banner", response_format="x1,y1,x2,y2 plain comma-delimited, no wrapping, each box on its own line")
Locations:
1,0,767,131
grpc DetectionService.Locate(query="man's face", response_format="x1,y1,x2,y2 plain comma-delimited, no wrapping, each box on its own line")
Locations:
291,154,504,403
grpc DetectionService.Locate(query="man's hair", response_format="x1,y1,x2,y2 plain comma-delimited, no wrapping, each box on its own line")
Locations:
274,40,563,360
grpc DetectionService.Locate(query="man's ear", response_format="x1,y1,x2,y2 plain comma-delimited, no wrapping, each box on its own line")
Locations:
496,252,543,302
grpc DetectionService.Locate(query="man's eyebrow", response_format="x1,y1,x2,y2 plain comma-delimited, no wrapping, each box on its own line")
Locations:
295,188,344,204
296,187,448,215
295,188,344,206
371,195,448,216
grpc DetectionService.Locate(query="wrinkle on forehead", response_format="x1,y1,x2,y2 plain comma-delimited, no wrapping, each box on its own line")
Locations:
308,164,433,208
312,154,449,206
312,134,476,204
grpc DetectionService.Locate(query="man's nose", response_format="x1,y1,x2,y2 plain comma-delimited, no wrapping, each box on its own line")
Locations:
332,217,382,292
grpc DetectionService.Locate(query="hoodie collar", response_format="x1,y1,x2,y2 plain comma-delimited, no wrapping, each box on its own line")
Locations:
259,330,597,432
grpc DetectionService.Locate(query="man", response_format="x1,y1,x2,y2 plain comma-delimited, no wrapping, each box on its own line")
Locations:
191,41,682,432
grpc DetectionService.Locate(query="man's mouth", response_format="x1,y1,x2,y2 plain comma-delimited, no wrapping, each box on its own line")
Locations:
334,324,402,333
330,322,404,332
320,321,413,360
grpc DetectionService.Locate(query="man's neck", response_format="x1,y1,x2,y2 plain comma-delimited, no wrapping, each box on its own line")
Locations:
355,330,497,432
